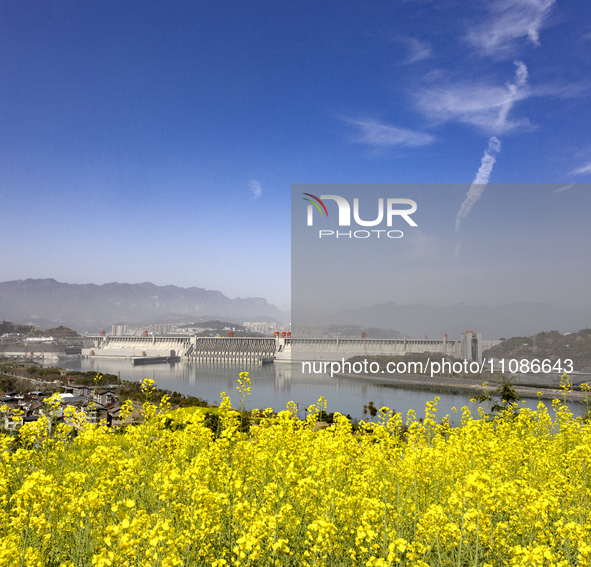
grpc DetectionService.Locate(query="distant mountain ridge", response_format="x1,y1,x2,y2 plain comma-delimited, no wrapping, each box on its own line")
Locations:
0,279,287,332
327,301,591,340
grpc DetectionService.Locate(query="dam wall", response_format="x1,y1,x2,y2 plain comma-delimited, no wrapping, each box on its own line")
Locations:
277,337,459,363
83,336,193,358
83,332,497,363
276,332,495,363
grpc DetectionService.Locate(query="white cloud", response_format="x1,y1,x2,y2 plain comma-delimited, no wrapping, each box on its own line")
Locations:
554,184,575,193
497,61,528,127
343,117,435,147
571,162,591,175
249,179,262,199
415,61,531,134
399,37,432,64
466,0,556,56
455,136,501,232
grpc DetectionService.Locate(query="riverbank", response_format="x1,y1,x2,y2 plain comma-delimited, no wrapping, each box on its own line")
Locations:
35,357,587,420
336,371,590,402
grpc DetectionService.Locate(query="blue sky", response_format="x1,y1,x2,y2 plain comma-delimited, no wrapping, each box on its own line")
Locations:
1,0,590,311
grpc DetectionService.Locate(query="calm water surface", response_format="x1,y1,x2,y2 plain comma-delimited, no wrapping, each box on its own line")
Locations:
45,357,584,422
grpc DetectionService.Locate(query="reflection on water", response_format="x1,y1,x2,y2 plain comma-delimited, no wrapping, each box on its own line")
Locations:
45,358,584,422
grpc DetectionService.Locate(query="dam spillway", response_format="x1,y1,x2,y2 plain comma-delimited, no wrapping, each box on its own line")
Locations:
189,337,276,362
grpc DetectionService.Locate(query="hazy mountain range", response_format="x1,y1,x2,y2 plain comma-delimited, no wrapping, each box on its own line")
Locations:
3,279,589,340
0,279,287,332
327,302,591,340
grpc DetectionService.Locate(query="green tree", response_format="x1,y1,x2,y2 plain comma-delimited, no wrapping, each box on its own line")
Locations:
363,401,378,419
473,374,522,418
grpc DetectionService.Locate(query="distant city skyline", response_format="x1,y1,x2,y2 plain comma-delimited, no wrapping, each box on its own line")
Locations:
1,1,590,312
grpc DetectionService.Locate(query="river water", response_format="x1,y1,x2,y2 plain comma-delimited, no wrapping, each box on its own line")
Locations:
43,357,586,423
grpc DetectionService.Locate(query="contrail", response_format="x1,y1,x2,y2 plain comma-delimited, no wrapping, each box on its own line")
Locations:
455,136,501,232
455,62,526,234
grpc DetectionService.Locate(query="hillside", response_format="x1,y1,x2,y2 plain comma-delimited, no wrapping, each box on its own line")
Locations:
483,329,591,371
0,321,39,335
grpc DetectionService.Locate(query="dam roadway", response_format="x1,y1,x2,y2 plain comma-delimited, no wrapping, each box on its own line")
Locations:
82,331,498,364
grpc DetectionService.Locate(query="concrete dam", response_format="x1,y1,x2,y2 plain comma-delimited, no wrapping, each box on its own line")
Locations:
83,332,498,363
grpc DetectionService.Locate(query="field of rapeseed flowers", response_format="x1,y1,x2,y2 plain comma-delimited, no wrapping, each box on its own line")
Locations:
1,374,591,567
